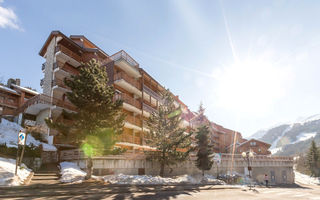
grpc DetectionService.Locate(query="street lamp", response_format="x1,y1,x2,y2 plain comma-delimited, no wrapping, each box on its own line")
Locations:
0,107,3,123
242,151,254,189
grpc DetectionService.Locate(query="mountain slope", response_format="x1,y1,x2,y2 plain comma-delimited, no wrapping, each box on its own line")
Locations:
251,115,320,156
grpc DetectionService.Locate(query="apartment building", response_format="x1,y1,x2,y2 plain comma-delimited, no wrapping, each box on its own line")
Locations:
14,31,181,153
13,30,270,156
0,78,38,121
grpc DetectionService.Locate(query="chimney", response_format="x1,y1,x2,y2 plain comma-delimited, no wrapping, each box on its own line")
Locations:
7,78,15,88
15,79,21,86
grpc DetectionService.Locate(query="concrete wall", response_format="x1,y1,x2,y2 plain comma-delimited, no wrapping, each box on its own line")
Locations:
65,155,294,185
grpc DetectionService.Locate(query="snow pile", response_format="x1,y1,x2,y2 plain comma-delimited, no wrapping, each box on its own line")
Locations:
59,162,87,183
103,174,225,185
0,119,56,151
295,171,320,186
0,157,32,186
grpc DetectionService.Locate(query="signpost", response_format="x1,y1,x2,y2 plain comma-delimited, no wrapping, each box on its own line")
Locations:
15,130,27,175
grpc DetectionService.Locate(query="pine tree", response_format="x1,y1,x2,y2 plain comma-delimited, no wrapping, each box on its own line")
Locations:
307,140,320,177
195,125,214,177
145,90,193,177
46,59,125,179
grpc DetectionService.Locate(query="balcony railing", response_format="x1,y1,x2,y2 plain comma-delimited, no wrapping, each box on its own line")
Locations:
126,115,142,127
114,93,141,109
41,63,46,71
143,85,162,101
114,72,141,90
40,78,44,87
142,102,157,114
15,94,77,114
111,50,139,68
117,134,141,145
55,45,82,62
0,99,18,108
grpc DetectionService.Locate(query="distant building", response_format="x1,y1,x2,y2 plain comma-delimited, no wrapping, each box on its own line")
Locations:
0,78,38,121
227,138,271,155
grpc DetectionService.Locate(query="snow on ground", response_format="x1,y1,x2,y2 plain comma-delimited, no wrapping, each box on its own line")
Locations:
0,119,56,151
295,171,320,186
0,157,32,186
59,162,87,183
292,132,317,144
103,174,225,185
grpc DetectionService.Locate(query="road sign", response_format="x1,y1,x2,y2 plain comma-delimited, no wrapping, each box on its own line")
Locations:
18,131,26,145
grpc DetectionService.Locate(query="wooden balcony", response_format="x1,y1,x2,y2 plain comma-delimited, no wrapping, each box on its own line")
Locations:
55,45,81,67
142,102,157,114
0,99,18,108
143,85,162,101
114,93,141,109
114,72,141,90
52,78,70,91
15,94,76,115
117,134,141,145
126,115,142,127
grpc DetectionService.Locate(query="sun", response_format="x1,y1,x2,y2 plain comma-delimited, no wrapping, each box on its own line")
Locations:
213,58,294,116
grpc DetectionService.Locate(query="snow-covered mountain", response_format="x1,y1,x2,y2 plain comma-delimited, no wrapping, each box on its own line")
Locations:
250,114,320,156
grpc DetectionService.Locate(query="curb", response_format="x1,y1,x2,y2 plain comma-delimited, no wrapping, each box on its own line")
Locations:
0,185,240,198
0,183,236,190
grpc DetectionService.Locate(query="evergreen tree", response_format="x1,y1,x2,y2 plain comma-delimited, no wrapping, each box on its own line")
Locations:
307,140,320,177
46,59,125,179
145,90,193,177
195,125,214,177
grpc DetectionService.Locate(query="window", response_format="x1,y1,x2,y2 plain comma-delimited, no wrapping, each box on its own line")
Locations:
258,148,261,152
250,141,256,146
0,96,4,103
8,98,15,103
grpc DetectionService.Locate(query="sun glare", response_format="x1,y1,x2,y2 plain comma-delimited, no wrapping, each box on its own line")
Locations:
213,59,294,116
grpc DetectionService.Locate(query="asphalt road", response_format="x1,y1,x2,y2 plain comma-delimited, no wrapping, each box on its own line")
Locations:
0,183,319,200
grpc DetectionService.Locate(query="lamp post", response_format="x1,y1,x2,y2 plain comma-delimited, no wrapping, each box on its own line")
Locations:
0,107,3,123
242,151,254,189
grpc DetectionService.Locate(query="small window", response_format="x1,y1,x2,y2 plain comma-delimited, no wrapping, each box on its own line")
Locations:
250,141,256,146
0,96,4,102
258,148,261,152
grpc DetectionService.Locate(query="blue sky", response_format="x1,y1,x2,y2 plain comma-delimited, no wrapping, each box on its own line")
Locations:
1,0,320,137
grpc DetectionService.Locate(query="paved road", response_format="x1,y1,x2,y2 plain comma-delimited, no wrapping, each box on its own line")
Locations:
0,183,319,200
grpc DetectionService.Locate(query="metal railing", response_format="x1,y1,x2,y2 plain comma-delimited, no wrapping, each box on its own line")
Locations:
41,63,46,71
114,72,141,90
143,85,162,101
40,78,44,87
142,102,157,114
111,50,139,68
55,45,82,62
114,93,141,109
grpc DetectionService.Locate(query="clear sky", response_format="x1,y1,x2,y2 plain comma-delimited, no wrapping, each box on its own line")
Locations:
1,0,320,137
